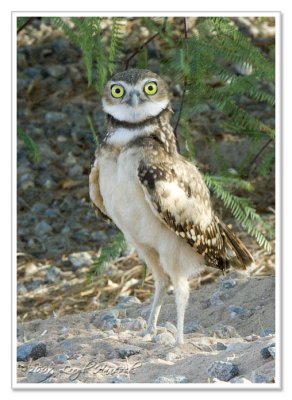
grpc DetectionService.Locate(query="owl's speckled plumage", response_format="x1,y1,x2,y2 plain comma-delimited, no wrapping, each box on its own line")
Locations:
89,68,253,344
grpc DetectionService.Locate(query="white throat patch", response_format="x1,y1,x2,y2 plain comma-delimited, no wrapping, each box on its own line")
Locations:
102,98,169,123
106,125,157,147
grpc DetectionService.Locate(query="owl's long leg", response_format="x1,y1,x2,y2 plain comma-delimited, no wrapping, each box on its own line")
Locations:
145,271,169,335
173,277,189,344
137,247,169,335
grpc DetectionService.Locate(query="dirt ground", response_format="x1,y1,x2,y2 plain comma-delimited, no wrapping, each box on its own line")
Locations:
17,272,275,385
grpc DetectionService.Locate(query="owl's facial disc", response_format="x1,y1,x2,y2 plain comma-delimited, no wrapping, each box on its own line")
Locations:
102,77,169,123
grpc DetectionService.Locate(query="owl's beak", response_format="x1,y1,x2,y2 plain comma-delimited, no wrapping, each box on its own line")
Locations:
126,91,140,107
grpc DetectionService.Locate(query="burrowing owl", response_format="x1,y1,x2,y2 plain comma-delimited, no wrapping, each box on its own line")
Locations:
89,69,253,344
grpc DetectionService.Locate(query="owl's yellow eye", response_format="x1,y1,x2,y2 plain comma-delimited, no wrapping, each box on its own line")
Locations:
144,81,158,95
111,84,125,98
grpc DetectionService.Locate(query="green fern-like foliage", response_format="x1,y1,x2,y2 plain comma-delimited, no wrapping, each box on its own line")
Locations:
17,17,31,31
18,127,41,162
52,17,123,93
204,175,272,253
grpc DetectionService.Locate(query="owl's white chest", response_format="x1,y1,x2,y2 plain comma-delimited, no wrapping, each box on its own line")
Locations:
97,146,158,246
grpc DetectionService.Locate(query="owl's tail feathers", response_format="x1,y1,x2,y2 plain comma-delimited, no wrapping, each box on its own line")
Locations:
220,222,254,269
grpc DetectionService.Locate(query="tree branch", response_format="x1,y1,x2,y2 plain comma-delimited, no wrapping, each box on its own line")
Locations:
17,17,38,35
249,138,274,175
124,19,167,70
174,18,188,151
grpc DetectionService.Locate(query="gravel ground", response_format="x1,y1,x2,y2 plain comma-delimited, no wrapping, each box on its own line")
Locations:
17,273,276,384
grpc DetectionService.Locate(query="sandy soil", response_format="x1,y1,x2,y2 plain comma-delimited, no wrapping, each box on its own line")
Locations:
17,272,275,385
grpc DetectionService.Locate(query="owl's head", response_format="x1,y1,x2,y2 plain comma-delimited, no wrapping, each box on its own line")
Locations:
102,69,170,123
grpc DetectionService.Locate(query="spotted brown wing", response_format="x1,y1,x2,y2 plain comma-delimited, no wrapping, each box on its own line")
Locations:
138,158,253,270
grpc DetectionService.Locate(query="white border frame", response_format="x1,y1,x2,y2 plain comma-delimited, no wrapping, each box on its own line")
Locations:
12,11,281,390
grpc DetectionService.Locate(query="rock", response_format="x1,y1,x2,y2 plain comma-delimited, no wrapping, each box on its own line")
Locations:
269,346,275,359
68,164,83,177
51,37,70,52
100,309,120,320
34,221,52,236
118,345,142,359
184,321,203,334
45,266,61,284
260,343,275,359
91,311,121,330
220,278,237,289
45,111,67,124
155,375,189,383
68,252,92,268
251,370,274,383
152,332,175,346
116,296,141,308
54,354,68,364
90,231,108,242
216,342,227,351
26,368,53,383
18,173,35,191
17,282,27,294
24,66,42,79
228,305,251,318
31,202,47,214
44,208,60,218
208,361,239,382
25,279,44,291
210,291,224,306
17,341,47,361
212,324,240,338
119,317,146,331
226,342,250,352
45,65,67,79
260,328,275,337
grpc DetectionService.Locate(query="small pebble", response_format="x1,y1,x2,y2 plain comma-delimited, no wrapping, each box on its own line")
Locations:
251,370,274,383
68,252,92,268
45,111,67,124
45,65,67,79
208,361,239,382
17,282,27,295
260,328,275,337
17,341,47,362
54,354,68,364
116,296,141,308
260,343,275,359
152,332,175,346
229,305,250,318
212,324,240,338
216,342,227,351
34,221,52,236
25,279,44,291
45,266,61,284
118,345,141,359
210,291,224,306
26,368,53,383
220,278,237,289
